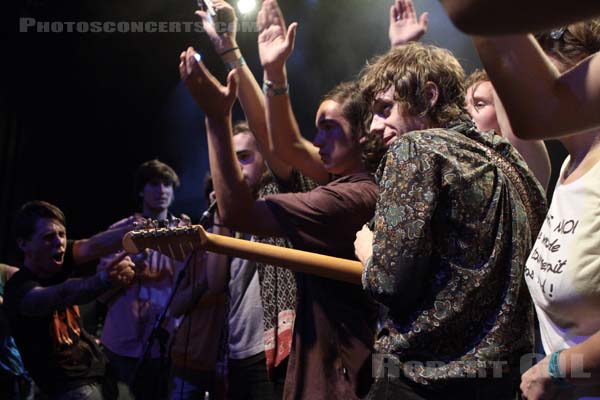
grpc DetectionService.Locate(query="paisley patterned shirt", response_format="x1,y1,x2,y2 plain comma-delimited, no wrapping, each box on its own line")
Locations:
363,119,547,389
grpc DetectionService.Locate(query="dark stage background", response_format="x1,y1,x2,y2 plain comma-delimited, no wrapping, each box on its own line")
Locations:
2,0,567,264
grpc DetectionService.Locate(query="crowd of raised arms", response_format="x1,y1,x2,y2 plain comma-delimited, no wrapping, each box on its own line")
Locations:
2,0,600,399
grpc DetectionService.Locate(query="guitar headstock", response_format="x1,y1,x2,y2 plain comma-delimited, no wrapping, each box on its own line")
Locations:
122,225,209,261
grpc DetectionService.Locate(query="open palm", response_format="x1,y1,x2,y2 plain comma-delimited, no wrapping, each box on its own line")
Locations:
257,0,297,70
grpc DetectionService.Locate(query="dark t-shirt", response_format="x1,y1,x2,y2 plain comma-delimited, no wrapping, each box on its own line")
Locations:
264,173,379,400
4,241,106,394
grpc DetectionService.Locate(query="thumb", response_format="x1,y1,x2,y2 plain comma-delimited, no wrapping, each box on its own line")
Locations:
225,69,239,102
195,10,209,23
107,251,128,269
285,22,298,51
420,12,429,28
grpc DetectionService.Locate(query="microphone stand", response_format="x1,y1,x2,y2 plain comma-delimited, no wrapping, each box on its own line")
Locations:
128,202,217,397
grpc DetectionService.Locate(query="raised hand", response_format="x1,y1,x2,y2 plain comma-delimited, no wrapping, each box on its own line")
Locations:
389,0,428,47
196,0,238,53
179,46,239,120
257,0,298,72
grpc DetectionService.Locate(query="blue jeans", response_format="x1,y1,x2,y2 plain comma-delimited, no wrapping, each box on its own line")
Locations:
169,369,215,400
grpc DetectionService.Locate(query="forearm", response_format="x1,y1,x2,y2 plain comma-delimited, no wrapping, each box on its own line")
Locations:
561,330,600,385
493,90,551,191
474,35,582,140
73,224,131,264
263,68,328,184
21,274,112,316
223,44,293,181
441,0,600,35
206,116,259,228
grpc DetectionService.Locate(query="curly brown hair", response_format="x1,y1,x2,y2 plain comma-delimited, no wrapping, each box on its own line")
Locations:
360,42,466,127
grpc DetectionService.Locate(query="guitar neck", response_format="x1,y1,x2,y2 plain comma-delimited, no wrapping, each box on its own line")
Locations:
203,232,363,285
123,225,363,285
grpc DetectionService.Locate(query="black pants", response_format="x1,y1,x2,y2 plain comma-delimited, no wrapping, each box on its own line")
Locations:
227,353,286,400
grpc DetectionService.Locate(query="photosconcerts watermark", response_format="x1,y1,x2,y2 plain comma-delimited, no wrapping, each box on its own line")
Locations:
372,353,591,379
19,17,259,34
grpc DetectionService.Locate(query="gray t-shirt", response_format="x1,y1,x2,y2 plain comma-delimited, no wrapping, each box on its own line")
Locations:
227,254,265,360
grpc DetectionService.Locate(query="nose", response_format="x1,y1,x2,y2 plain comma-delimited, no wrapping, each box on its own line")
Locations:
369,114,385,136
158,183,169,193
313,130,325,148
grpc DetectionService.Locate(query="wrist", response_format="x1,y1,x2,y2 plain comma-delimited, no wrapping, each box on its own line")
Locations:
220,47,242,63
548,350,575,388
98,270,112,287
263,67,287,83
205,114,231,130
263,79,289,97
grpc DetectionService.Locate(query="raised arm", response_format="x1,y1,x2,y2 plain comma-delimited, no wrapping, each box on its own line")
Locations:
20,252,134,316
474,34,600,140
196,0,292,182
72,215,140,265
440,0,600,35
492,90,551,191
257,0,330,184
389,0,428,48
180,47,283,237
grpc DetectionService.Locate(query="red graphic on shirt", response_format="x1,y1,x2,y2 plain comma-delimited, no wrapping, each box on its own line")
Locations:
50,305,81,347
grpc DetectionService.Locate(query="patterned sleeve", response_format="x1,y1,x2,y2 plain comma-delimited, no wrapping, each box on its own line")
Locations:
363,137,441,311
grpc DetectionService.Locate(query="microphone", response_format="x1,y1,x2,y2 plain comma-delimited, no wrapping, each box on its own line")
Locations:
199,199,218,229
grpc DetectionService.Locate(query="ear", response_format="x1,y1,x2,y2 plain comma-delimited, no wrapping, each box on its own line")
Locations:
424,81,439,109
17,238,28,253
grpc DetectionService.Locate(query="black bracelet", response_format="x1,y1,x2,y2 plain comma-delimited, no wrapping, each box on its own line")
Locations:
213,223,228,228
219,47,239,57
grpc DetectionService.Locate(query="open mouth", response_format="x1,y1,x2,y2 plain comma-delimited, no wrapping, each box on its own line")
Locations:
52,252,65,263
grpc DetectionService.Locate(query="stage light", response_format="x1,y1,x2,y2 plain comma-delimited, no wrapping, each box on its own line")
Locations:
237,0,257,15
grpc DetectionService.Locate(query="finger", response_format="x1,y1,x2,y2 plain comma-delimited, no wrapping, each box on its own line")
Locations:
107,251,128,268
185,47,196,76
225,69,239,103
397,0,406,19
195,10,209,23
420,12,429,28
256,3,266,31
406,0,417,20
179,51,187,79
390,4,398,23
285,22,298,51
